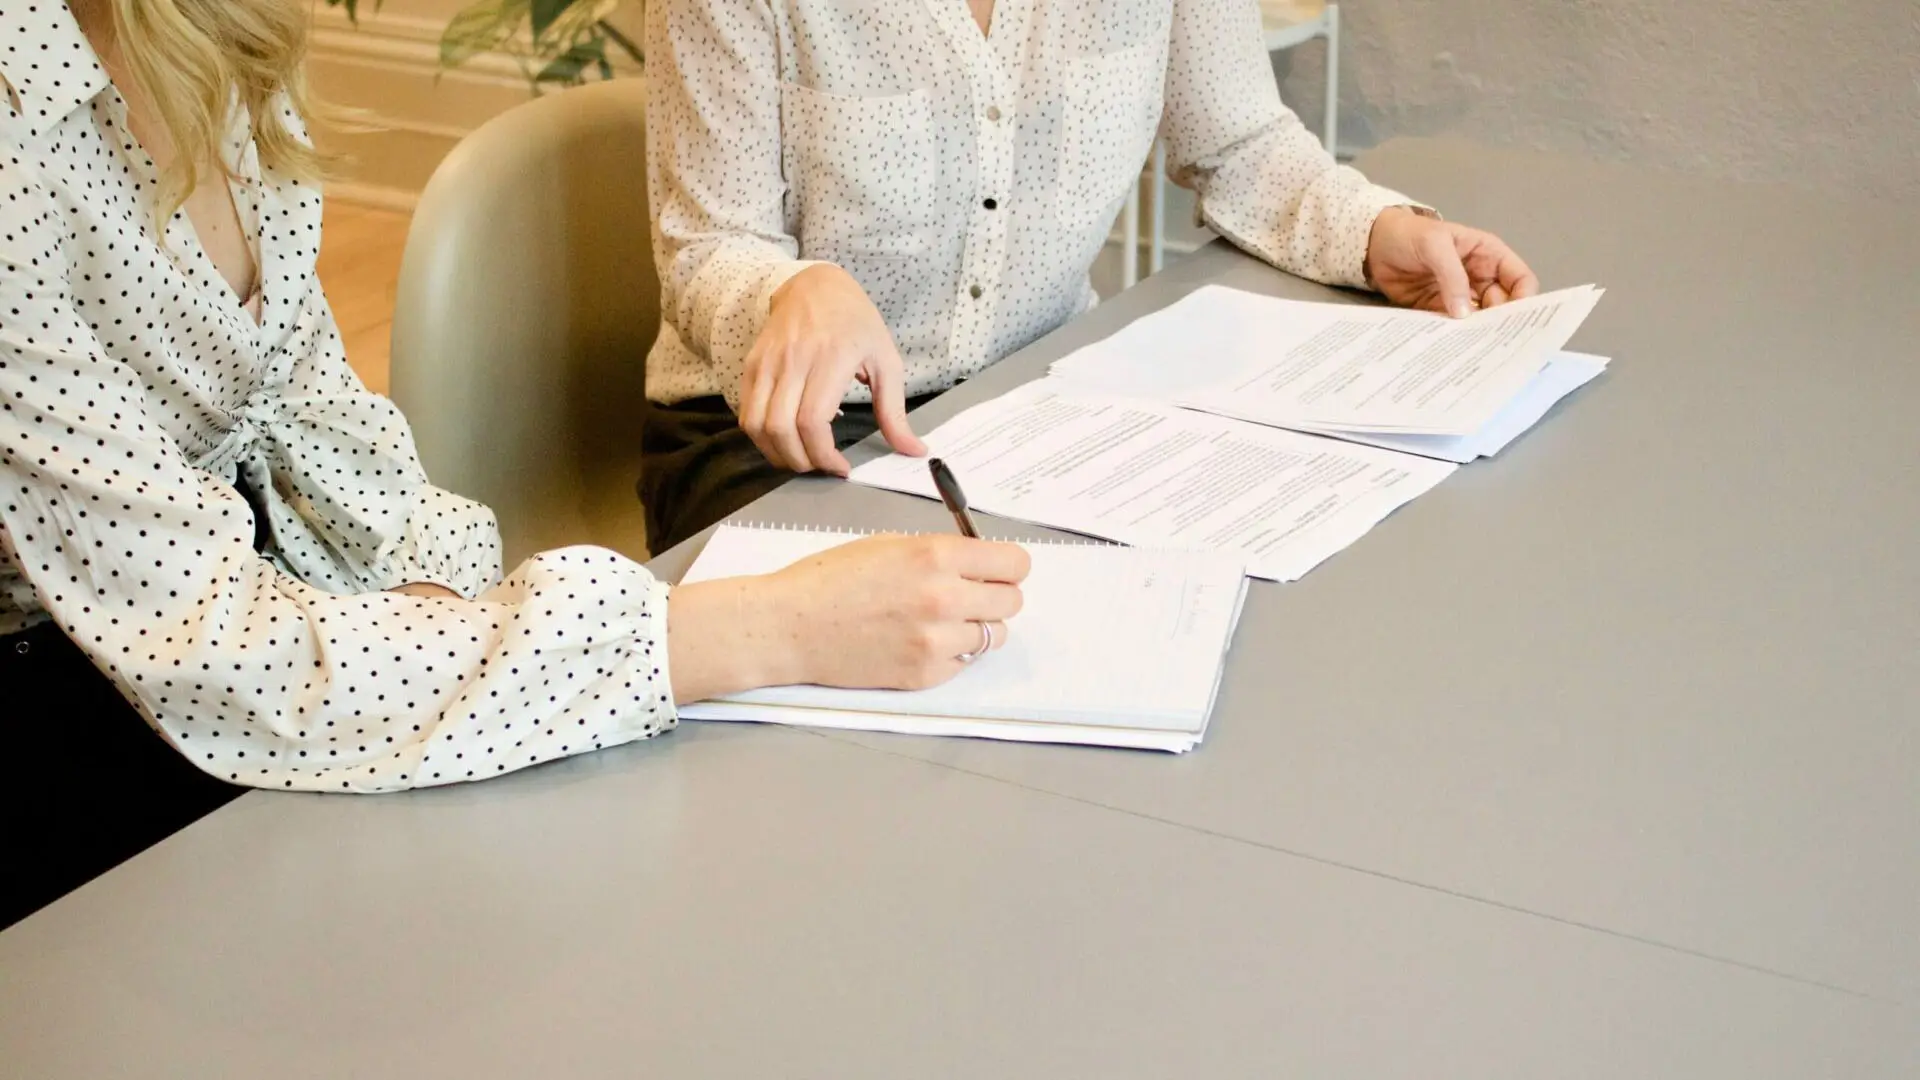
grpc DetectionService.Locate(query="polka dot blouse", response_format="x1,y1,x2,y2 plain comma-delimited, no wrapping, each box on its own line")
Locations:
644,0,1422,409
0,6,675,793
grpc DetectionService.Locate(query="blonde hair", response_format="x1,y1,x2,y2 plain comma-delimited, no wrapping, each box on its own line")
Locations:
105,0,331,218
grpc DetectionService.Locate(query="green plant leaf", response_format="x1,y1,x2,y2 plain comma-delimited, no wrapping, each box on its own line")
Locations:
540,0,621,47
439,0,531,69
534,38,609,85
528,0,575,42
598,18,643,65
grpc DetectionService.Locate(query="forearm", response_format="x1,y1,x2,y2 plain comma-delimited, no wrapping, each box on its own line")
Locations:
666,575,804,704
1162,0,1419,288
151,553,672,792
667,242,822,372
646,0,822,405
1198,146,1415,289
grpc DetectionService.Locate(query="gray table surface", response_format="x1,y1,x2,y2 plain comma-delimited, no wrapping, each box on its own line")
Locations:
3,139,1916,1078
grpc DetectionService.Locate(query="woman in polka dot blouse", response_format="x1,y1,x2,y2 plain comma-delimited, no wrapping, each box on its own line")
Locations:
0,0,1031,930
640,0,1541,550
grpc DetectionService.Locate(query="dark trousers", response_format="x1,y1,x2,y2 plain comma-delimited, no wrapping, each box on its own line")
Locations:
640,395,928,554
0,621,242,931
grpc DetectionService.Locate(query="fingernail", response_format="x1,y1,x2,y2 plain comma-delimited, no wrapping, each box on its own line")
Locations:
1447,298,1472,319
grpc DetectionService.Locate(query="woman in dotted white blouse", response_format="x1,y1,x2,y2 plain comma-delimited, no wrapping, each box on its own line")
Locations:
0,0,1031,930
641,0,1543,549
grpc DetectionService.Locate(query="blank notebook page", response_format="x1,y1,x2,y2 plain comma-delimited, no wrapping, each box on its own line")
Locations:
677,525,1248,749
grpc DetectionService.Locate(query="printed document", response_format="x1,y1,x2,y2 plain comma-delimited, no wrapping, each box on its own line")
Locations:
1049,284,1605,445
848,378,1455,582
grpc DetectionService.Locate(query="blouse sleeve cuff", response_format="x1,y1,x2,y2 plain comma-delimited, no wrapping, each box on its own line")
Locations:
640,575,680,728
470,548,680,746
708,258,833,413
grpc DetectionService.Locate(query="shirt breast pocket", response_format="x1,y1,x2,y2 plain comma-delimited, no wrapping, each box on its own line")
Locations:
1056,42,1164,234
782,82,937,258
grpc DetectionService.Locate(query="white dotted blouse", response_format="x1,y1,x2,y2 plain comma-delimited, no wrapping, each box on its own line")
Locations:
1,5,675,793
644,0,1421,409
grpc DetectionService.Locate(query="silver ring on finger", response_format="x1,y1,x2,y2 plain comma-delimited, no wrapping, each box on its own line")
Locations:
955,620,994,664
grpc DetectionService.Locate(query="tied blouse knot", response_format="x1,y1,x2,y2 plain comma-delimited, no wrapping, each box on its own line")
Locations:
200,383,426,571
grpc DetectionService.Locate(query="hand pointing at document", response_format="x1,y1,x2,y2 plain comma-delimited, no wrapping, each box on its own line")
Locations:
1365,207,1541,319
739,264,928,476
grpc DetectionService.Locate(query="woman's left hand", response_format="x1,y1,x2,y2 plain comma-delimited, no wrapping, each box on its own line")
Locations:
1365,207,1540,318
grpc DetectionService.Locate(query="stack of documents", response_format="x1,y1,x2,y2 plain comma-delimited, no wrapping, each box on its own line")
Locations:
850,284,1607,581
849,379,1455,582
1048,284,1608,463
678,524,1249,752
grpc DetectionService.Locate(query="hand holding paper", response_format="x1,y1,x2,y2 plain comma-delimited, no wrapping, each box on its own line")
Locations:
1051,284,1605,445
1364,208,1542,318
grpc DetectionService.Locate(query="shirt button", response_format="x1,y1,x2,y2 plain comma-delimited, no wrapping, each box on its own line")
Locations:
968,284,984,300
982,197,998,211
13,640,30,655
986,105,1003,122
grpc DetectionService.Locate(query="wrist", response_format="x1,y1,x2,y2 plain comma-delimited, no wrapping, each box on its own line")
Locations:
769,262,847,312
667,576,808,703
736,573,811,688
1363,205,1432,290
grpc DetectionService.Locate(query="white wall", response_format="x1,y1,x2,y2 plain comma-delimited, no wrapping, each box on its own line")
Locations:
1115,0,1919,291
1283,0,1920,202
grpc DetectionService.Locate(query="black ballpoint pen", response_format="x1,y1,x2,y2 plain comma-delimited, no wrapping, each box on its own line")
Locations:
928,458,981,539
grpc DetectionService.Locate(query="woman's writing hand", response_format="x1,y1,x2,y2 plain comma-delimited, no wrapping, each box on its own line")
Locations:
668,535,1029,702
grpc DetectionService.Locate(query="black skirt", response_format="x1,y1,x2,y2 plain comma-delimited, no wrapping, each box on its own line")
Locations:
638,393,935,553
2,469,301,929
0,619,243,931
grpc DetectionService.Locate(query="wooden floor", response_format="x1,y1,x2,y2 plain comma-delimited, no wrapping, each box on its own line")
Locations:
316,201,410,395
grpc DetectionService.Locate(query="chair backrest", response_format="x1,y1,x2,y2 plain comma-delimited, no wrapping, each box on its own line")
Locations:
389,78,656,565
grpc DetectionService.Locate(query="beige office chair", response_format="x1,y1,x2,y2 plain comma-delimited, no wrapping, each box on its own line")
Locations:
389,79,655,567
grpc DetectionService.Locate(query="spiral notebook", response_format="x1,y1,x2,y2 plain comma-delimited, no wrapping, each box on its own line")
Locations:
677,524,1251,752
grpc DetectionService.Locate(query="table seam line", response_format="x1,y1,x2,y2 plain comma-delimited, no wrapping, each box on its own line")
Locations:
814,732,1898,1007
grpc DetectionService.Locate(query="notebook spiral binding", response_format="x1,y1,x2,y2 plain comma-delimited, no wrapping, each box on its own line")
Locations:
723,520,1121,548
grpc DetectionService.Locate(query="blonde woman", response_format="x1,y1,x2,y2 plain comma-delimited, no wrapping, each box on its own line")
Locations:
0,0,1029,929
